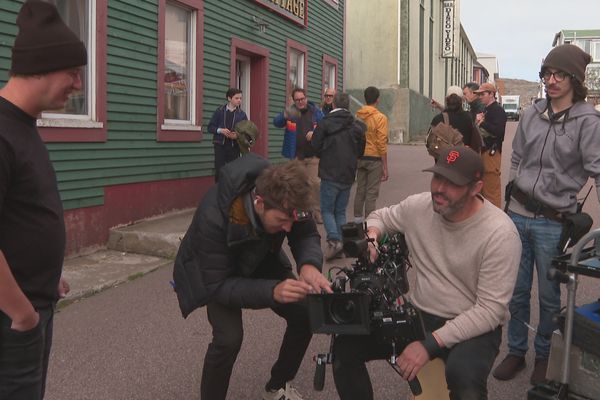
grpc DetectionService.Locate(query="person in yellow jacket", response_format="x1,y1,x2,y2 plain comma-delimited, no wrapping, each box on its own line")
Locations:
353,86,389,221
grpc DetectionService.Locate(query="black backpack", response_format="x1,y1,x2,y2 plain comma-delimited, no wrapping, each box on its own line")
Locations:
425,112,464,158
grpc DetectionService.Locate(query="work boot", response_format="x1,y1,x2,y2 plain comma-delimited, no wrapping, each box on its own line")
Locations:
492,354,526,381
530,358,548,385
324,240,343,261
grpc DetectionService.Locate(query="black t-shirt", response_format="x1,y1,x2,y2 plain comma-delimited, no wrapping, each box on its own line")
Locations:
0,97,65,308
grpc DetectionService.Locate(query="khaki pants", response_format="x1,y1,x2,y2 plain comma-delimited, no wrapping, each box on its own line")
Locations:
481,151,501,208
299,157,321,221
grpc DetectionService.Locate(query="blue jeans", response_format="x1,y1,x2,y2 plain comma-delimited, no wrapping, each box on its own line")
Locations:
0,306,55,400
320,180,352,241
507,212,562,359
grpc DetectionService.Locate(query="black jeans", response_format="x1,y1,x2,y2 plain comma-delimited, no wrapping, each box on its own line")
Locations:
200,269,312,400
0,306,55,400
213,142,240,182
332,311,502,400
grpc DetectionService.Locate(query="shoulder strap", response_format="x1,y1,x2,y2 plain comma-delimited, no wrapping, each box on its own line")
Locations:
442,112,450,125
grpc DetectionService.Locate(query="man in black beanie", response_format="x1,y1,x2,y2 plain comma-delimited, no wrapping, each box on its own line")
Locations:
0,1,87,398
494,44,600,385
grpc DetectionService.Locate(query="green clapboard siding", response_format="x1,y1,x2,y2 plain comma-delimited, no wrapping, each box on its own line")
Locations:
0,0,344,211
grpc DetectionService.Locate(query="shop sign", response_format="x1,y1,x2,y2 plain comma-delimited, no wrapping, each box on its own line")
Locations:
442,0,454,58
252,0,307,26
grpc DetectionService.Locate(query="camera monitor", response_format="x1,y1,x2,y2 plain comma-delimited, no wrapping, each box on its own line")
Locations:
307,292,371,335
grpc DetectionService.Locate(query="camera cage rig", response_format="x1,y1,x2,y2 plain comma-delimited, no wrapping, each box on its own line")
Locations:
307,222,426,396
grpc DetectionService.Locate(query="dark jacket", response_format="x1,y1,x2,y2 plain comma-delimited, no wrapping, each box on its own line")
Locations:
273,102,324,159
480,101,507,150
208,104,248,146
173,154,323,318
431,110,481,153
468,99,485,122
311,109,366,184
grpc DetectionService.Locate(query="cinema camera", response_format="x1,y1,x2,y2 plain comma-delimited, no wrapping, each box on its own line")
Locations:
307,222,426,395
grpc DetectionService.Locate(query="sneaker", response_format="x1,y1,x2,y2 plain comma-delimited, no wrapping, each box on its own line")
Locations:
492,354,526,381
263,382,304,400
324,240,343,261
530,358,548,385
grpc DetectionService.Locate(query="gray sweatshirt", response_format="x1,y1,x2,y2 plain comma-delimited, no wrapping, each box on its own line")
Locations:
509,99,600,215
367,192,521,348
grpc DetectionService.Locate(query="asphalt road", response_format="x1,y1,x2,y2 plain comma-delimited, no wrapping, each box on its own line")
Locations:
45,121,600,399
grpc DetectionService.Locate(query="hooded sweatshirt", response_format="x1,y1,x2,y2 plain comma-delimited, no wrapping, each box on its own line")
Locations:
509,99,600,214
355,105,388,158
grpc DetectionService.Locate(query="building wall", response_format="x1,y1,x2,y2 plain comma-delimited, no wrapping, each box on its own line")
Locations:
0,0,345,253
346,0,477,143
345,0,398,88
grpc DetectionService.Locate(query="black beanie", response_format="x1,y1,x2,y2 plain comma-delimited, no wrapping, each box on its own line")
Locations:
542,44,591,83
11,0,87,75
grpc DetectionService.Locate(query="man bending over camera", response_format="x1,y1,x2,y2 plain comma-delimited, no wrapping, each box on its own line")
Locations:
332,146,521,400
173,154,332,400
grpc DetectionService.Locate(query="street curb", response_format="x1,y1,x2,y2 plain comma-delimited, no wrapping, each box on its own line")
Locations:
58,258,173,310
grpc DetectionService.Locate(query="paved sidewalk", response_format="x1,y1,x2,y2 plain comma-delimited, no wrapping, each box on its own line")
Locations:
59,209,194,306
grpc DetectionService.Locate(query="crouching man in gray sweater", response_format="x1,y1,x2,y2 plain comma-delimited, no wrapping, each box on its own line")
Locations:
332,146,522,400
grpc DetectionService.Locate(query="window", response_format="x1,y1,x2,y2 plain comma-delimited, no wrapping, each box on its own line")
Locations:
287,40,307,96
322,54,338,91
592,41,600,62
38,0,107,142
157,0,203,141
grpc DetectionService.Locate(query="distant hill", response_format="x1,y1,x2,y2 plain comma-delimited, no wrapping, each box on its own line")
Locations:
498,78,541,109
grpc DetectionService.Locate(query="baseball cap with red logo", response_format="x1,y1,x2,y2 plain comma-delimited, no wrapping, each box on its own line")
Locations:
423,146,484,186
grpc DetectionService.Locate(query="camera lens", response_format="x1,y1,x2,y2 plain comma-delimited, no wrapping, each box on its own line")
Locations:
329,297,358,324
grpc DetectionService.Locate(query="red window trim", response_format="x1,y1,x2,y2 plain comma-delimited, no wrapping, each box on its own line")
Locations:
229,37,270,157
39,0,107,143
286,39,308,99
322,54,338,90
156,0,204,142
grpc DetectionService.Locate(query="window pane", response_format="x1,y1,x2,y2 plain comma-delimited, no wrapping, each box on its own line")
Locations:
594,42,600,62
325,63,336,90
165,3,191,121
289,50,304,90
48,0,89,116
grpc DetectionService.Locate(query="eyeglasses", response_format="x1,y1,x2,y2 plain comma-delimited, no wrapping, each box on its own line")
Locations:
324,94,334,98
539,70,572,83
258,195,311,222
293,97,307,103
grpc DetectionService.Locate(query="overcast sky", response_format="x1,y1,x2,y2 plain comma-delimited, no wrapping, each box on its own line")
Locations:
460,0,600,82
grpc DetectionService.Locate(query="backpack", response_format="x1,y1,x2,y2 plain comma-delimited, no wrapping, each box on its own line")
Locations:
425,112,464,158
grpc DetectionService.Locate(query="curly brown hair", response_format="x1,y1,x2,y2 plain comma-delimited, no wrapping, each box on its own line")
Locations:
255,160,314,212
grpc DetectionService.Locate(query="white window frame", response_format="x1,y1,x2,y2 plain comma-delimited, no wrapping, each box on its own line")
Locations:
162,1,198,129
40,0,101,129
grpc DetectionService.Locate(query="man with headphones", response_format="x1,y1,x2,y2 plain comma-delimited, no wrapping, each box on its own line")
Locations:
494,44,600,385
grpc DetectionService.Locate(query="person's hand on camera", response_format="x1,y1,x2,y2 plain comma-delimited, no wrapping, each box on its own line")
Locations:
366,228,380,263
273,279,312,303
299,264,332,294
396,341,430,381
